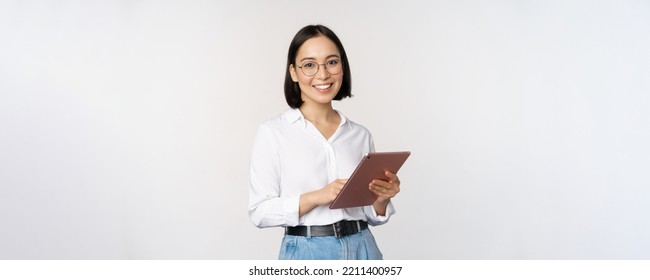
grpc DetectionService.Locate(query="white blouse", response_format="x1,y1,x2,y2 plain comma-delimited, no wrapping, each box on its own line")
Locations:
249,108,395,228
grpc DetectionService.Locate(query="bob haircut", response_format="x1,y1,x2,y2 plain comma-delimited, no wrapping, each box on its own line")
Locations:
284,25,352,108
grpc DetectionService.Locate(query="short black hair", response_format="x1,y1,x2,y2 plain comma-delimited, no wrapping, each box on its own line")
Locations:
284,25,352,108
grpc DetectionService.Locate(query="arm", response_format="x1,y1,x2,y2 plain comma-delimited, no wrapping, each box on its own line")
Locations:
249,125,349,226
369,171,401,216
299,179,347,216
362,133,398,224
249,125,299,228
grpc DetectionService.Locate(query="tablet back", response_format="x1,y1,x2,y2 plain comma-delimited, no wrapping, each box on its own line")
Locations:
329,151,410,209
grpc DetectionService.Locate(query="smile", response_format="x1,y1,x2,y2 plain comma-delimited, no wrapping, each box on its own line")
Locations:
314,84,332,90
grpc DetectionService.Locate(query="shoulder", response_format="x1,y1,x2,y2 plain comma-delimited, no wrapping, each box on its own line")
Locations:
347,119,372,136
254,108,302,142
259,108,298,129
339,111,372,135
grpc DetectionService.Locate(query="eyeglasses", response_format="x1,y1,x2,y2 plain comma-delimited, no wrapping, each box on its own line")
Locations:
297,59,343,77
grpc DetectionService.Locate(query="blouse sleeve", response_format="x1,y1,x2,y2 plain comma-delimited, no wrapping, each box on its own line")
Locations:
248,125,300,228
363,202,396,226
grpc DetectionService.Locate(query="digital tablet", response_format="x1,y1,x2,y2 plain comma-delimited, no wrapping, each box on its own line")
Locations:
329,151,411,209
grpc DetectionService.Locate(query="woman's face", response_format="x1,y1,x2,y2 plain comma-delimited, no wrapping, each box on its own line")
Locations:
290,35,344,107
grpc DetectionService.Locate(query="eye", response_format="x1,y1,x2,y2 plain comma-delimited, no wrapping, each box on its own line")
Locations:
327,59,340,66
302,62,316,69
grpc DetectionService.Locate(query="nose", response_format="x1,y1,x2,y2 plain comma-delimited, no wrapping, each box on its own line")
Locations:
316,63,330,79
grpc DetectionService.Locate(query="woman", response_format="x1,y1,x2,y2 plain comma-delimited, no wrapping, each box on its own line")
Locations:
248,25,401,260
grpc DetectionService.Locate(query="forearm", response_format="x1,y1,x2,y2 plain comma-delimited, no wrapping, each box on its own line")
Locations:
299,190,321,217
364,200,395,226
299,179,346,217
372,199,390,216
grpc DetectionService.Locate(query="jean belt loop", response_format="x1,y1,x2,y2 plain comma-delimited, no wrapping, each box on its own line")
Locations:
306,226,311,238
356,220,361,232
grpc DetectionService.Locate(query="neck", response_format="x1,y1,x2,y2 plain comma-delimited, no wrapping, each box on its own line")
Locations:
299,102,336,124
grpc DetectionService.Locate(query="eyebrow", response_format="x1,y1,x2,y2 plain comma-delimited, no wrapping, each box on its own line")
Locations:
299,54,340,62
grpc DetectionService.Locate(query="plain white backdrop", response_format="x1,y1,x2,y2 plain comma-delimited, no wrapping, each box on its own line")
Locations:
1,0,649,259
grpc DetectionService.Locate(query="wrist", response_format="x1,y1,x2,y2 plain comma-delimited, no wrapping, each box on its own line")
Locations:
374,197,390,206
373,199,389,216
305,189,325,206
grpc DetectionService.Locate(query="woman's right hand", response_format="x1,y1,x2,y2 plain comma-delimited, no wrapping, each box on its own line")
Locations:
299,179,347,216
315,179,348,205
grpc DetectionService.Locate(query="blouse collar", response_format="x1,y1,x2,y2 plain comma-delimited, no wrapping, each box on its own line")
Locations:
284,108,349,128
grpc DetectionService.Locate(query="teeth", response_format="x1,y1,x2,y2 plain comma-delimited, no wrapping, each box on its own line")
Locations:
314,84,332,90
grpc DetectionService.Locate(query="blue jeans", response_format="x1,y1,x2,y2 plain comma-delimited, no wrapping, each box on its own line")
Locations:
278,229,383,260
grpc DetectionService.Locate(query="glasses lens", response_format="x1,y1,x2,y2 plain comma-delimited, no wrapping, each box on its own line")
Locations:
301,62,318,76
325,59,342,75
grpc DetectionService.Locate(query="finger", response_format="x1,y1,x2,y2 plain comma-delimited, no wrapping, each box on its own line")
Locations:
369,182,391,194
370,184,397,199
371,179,391,189
385,171,400,183
372,180,399,192
368,185,385,196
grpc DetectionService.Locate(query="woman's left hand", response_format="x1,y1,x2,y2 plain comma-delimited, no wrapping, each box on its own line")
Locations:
369,171,401,204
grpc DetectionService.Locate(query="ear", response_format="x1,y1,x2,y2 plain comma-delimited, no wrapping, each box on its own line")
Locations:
289,64,299,82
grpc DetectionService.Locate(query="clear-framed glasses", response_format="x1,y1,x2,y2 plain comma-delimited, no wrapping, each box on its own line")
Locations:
297,59,343,76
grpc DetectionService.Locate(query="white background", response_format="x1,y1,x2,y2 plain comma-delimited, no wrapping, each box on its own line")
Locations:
1,0,649,259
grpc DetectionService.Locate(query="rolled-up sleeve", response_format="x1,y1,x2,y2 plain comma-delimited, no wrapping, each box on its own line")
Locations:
363,202,396,226
248,125,300,228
